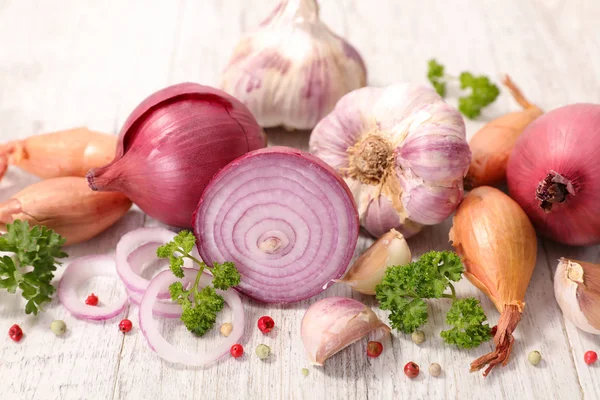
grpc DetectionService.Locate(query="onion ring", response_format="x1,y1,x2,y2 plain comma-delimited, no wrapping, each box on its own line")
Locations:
139,268,244,365
58,255,128,320
116,227,194,299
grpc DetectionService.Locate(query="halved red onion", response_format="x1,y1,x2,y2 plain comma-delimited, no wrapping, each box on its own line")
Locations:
139,268,244,366
116,227,193,299
194,147,359,303
58,255,128,320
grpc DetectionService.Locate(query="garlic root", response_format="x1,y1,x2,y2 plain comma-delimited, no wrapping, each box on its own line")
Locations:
338,229,411,295
0,177,131,245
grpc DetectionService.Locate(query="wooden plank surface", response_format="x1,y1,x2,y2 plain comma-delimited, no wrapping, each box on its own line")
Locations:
0,1,599,399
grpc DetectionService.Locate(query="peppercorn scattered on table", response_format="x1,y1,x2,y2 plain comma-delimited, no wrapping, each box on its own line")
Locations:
0,1,599,400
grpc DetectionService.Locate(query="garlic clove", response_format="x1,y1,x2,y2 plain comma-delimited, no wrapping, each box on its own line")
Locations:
339,229,411,295
301,297,390,366
221,0,367,130
554,258,600,334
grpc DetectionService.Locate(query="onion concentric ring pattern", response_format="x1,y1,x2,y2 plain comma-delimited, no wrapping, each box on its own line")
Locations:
194,147,359,303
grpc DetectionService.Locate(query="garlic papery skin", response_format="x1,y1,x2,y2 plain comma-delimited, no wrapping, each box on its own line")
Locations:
310,83,470,238
301,297,390,366
554,258,600,334
338,229,411,295
220,0,367,130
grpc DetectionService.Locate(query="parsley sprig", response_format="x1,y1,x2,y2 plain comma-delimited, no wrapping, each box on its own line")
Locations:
427,59,500,119
0,220,67,315
375,250,492,349
157,231,241,336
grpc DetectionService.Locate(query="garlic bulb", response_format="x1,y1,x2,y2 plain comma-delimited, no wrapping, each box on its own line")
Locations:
338,229,411,295
221,0,367,130
301,297,390,366
310,84,470,238
554,258,600,334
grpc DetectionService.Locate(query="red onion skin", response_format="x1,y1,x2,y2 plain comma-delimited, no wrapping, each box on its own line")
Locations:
87,83,266,228
193,146,359,303
507,103,600,246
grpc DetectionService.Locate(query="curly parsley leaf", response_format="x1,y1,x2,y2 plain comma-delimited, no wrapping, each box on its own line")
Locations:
158,230,240,336
0,220,67,315
427,59,447,97
458,72,500,119
441,298,492,348
388,298,428,334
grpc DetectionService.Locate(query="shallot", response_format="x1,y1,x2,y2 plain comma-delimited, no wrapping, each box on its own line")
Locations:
194,147,359,303
301,297,390,366
465,75,543,189
0,127,116,181
87,83,266,228
507,103,600,245
449,186,537,376
0,177,131,245
310,83,470,238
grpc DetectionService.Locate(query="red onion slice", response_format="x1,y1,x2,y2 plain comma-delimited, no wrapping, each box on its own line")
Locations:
139,268,244,366
194,147,359,303
116,227,194,299
128,290,181,318
58,255,128,321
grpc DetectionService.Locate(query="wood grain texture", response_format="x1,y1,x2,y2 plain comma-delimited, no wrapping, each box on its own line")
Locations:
0,0,599,399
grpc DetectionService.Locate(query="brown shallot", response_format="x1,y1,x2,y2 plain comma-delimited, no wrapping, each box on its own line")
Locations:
464,76,543,189
449,186,537,376
0,127,116,181
0,177,131,245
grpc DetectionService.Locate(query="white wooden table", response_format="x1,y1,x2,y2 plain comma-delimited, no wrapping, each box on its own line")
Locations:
1,1,599,399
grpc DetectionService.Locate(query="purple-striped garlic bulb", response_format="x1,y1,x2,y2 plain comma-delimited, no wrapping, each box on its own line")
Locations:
309,83,471,238
220,0,367,130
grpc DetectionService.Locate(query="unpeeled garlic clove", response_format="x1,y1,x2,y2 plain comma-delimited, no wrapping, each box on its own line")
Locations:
0,177,132,245
221,0,367,130
554,258,600,334
338,229,411,295
301,297,390,366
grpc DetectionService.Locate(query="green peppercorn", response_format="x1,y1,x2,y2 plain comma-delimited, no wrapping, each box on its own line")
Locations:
528,350,542,366
301,368,309,377
50,320,67,336
411,330,425,344
255,344,271,360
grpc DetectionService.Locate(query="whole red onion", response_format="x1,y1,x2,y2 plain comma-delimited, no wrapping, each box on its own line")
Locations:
87,83,266,227
507,103,600,246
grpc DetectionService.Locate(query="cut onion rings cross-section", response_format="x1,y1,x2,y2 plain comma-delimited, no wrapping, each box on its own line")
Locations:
193,147,359,303
58,255,128,321
116,227,194,299
139,268,245,366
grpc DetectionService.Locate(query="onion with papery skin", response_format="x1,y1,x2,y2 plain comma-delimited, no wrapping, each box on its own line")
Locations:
194,146,359,303
0,127,116,181
0,177,131,245
465,75,543,189
58,255,128,321
221,0,366,130
338,229,411,295
449,186,537,376
301,297,390,366
554,258,600,335
507,103,600,246
310,83,470,238
139,268,244,366
86,83,266,228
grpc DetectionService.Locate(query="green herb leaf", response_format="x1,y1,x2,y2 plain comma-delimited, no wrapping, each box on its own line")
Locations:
418,251,464,282
427,59,447,97
0,220,67,315
441,298,491,348
458,72,500,119
160,230,240,336
388,298,428,334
